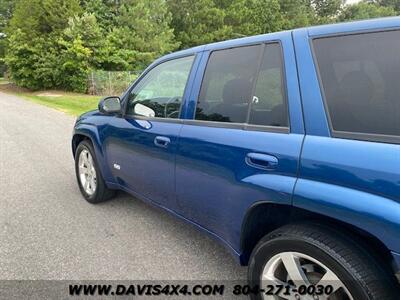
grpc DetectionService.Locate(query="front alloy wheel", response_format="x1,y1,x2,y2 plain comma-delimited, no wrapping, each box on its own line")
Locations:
75,140,115,203
78,149,97,196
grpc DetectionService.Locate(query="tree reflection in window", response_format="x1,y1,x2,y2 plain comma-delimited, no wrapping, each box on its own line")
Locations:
127,56,194,118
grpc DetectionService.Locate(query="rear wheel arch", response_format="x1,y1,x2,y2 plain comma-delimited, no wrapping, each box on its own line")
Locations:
240,202,291,264
240,203,396,277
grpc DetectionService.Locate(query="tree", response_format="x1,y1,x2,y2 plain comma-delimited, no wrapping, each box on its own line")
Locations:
339,2,396,21
102,0,178,70
5,29,43,88
3,0,399,92
62,13,104,68
58,37,92,92
6,0,83,89
313,0,343,20
8,0,81,36
375,0,400,13
0,1,18,75
80,0,120,31
223,0,285,36
58,13,103,91
279,0,315,29
167,0,231,49
0,0,14,32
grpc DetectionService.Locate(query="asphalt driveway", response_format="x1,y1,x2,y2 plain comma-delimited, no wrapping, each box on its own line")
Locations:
0,92,246,281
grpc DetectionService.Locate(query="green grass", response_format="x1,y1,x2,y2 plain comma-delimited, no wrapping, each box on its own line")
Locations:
17,92,101,116
0,79,102,116
0,77,9,84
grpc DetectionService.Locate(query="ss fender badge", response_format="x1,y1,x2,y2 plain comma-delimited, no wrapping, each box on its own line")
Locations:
113,163,121,170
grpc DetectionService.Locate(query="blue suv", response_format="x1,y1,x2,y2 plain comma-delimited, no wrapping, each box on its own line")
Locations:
72,17,400,300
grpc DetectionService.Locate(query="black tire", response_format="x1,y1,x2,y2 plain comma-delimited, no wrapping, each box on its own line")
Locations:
74,140,115,203
248,223,399,300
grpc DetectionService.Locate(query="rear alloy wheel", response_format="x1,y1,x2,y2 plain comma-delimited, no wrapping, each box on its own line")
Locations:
262,251,352,300
248,223,400,300
75,140,115,203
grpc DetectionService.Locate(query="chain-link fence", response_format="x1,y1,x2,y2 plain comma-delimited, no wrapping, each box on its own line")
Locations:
0,62,7,78
88,70,141,96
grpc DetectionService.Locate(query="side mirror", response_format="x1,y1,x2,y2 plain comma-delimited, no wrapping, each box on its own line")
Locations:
98,96,121,114
133,103,156,118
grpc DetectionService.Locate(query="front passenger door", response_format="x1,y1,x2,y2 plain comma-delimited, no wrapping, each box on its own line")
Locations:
104,55,195,208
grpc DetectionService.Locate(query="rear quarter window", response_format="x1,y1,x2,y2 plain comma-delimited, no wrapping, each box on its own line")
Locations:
312,30,400,142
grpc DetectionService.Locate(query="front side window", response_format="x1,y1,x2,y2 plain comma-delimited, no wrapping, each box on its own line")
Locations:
313,30,400,138
126,56,194,119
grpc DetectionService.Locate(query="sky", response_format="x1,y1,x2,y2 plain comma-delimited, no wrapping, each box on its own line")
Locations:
346,0,362,4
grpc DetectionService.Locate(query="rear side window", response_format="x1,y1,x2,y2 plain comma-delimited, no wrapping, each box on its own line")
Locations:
195,43,288,127
250,43,288,127
313,30,400,139
195,45,261,123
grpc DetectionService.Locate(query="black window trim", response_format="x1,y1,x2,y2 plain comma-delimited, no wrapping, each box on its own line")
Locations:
122,53,197,122
310,28,400,145
190,40,290,134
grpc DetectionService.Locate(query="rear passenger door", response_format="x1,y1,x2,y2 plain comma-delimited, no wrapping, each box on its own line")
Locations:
175,33,304,249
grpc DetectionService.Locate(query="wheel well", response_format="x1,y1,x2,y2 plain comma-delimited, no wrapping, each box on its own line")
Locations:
240,203,395,273
72,134,90,157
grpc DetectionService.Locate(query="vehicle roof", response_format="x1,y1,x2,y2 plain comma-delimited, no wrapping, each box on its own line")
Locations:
306,16,400,37
156,16,400,63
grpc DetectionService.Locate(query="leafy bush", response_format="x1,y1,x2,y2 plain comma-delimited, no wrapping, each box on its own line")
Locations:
5,0,176,92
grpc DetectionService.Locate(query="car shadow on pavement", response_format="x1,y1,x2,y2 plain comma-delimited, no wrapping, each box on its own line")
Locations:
91,191,247,280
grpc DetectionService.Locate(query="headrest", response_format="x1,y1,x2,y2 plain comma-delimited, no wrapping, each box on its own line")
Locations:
339,71,373,102
222,78,252,105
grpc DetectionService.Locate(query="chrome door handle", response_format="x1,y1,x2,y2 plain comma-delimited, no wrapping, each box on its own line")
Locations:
245,152,278,170
154,136,170,148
